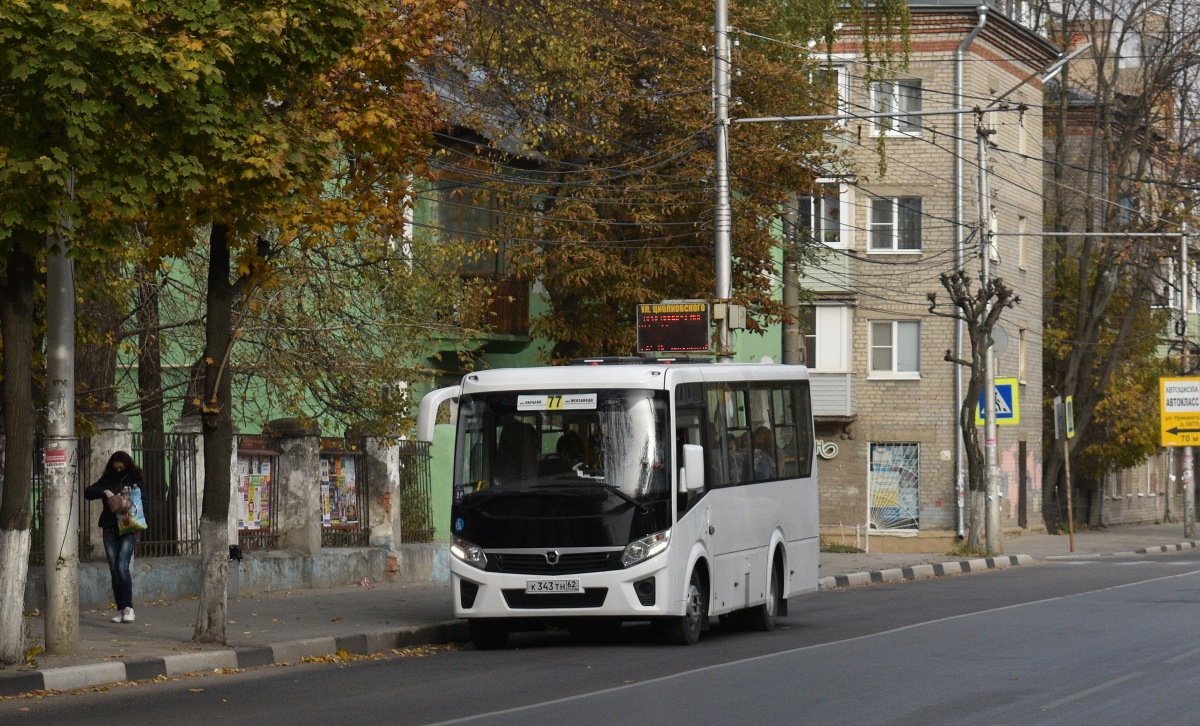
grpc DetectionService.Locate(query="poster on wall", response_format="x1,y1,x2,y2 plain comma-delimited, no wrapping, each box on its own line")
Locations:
321,453,358,528
237,454,273,531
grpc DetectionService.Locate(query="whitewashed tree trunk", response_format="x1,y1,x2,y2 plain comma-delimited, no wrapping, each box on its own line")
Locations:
193,518,228,643
967,489,986,552
0,529,31,664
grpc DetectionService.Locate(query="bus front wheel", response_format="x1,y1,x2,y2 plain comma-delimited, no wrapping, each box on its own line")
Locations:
661,568,707,645
469,619,509,650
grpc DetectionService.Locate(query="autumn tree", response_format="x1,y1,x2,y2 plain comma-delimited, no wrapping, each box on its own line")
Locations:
1035,0,1200,530
436,0,906,362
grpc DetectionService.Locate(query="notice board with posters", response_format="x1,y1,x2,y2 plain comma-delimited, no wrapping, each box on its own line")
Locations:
321,449,360,528
236,438,276,532
636,301,710,353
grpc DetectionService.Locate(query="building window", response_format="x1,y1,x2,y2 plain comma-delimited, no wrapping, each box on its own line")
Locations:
869,197,922,252
812,64,850,118
869,443,920,531
796,186,844,247
1017,216,1027,270
870,320,920,377
800,304,851,370
1018,329,1027,384
871,79,922,136
432,178,505,275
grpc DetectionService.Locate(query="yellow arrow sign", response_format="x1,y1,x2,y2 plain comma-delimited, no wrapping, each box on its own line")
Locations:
1161,377,1200,447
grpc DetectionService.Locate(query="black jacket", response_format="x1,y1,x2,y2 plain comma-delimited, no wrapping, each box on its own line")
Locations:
84,471,141,531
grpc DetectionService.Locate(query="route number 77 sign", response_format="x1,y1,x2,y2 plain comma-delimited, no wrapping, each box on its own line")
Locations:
1160,377,1200,447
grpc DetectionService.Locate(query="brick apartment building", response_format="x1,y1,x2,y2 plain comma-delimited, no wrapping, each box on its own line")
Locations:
797,0,1057,550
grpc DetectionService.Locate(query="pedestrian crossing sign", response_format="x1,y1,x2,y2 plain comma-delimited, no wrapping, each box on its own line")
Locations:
975,378,1020,426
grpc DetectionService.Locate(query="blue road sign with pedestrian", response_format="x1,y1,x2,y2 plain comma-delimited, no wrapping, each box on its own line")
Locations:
975,378,1020,426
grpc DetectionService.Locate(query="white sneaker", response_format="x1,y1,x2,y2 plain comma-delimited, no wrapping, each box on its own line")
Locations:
111,608,135,623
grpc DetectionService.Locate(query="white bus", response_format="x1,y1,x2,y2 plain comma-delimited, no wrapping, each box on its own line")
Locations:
416,358,818,649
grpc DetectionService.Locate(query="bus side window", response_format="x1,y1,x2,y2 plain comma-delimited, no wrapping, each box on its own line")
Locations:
705,385,729,489
749,386,777,482
794,382,815,477
772,386,800,479
725,387,752,485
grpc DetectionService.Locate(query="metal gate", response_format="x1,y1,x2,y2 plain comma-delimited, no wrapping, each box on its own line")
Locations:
868,443,920,531
131,432,200,557
398,440,434,543
29,434,92,564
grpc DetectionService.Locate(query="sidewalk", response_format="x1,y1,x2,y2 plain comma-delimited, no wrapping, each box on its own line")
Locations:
3,522,1196,696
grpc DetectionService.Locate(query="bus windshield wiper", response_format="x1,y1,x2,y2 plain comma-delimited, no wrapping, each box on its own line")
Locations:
529,482,649,513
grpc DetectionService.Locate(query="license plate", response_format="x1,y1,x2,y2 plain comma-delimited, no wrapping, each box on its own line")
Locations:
525,579,582,594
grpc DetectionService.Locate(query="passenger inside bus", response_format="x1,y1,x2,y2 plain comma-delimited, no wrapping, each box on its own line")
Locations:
752,426,778,480
494,420,538,485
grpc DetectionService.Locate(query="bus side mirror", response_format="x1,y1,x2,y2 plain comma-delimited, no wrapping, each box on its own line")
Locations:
680,444,705,493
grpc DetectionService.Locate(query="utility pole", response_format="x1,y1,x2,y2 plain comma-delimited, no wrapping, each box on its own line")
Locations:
44,232,78,654
977,117,1001,555
782,194,802,365
713,0,733,362
1183,225,1195,539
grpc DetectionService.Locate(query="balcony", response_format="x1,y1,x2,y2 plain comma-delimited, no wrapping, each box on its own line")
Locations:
810,372,856,421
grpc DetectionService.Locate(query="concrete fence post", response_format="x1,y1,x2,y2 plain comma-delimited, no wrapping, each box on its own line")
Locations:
83,414,133,560
352,429,400,549
266,419,321,555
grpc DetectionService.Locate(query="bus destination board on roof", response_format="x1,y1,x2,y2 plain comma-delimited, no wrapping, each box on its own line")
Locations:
636,301,710,353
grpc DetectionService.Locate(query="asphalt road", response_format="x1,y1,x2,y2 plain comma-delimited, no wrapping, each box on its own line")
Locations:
8,554,1200,725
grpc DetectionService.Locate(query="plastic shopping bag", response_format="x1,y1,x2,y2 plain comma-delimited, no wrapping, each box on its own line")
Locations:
118,485,149,535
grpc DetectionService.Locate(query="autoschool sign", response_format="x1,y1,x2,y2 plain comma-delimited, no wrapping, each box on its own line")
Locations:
636,301,710,353
1160,377,1200,446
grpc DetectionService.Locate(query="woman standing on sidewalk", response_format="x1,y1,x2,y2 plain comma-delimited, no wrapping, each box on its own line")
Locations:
84,452,143,624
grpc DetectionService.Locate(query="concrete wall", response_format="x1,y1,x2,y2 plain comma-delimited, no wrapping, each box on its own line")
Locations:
25,543,450,611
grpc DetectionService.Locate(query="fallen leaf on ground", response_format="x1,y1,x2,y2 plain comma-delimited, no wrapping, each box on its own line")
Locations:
331,617,342,622
189,688,204,693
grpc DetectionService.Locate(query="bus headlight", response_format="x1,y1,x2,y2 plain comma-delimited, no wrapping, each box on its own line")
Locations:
450,536,487,570
622,529,670,567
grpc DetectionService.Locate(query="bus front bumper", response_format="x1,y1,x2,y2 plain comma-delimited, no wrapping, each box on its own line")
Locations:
450,556,677,619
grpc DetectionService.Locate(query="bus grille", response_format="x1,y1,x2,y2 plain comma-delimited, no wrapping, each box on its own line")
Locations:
487,551,620,575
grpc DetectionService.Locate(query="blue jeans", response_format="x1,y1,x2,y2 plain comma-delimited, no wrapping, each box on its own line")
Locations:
103,529,137,610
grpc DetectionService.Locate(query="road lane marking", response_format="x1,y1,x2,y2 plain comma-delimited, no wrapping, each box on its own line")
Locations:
1039,672,1143,710
423,569,1200,726
1165,646,1200,664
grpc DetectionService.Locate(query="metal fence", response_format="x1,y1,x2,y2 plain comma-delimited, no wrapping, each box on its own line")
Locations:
131,432,200,557
237,435,280,551
321,438,369,547
398,440,434,543
29,434,92,565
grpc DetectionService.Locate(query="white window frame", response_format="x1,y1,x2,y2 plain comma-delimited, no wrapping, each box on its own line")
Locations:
801,303,852,372
868,320,921,380
815,54,854,125
869,78,923,137
797,181,852,249
868,197,922,253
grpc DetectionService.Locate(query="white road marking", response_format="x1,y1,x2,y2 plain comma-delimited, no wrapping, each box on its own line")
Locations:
1039,672,1143,710
1165,646,1200,664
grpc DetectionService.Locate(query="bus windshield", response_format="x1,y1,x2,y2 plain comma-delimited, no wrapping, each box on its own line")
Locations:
456,389,668,501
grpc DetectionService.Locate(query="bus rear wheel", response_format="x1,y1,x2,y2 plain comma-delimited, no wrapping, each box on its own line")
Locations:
469,619,509,650
661,568,707,645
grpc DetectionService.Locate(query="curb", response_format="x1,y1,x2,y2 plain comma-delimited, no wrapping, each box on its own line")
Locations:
0,619,470,698
817,554,1035,590
1044,540,1199,560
